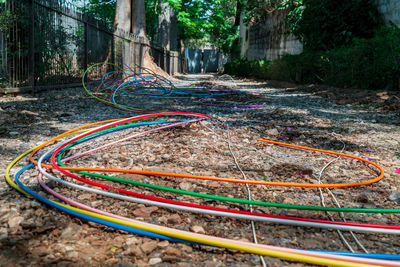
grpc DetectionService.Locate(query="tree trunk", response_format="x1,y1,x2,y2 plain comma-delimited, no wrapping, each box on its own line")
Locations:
155,0,178,51
115,0,168,75
155,0,171,50
130,0,146,38
114,0,131,32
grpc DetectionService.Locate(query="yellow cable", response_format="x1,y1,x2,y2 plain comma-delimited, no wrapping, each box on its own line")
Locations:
4,127,383,267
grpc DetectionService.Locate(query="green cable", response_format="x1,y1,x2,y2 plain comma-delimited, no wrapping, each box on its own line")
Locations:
71,171,400,213
61,117,169,150
55,127,400,214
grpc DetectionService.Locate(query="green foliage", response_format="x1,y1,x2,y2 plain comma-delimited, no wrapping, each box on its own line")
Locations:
208,0,239,53
164,0,214,41
81,0,116,26
79,0,241,52
224,58,290,81
224,25,400,90
242,0,281,24
224,58,252,76
34,23,84,80
163,0,240,52
229,36,241,58
279,0,383,51
243,0,383,51
278,0,304,38
145,0,159,43
278,51,321,83
0,8,17,32
320,24,400,89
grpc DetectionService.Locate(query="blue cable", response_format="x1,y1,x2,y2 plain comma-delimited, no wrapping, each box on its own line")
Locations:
15,162,400,260
302,249,400,261
71,118,192,146
17,114,400,261
14,163,194,244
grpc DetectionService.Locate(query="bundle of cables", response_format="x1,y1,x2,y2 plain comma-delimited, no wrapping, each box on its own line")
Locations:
82,63,263,112
82,63,175,112
5,111,400,266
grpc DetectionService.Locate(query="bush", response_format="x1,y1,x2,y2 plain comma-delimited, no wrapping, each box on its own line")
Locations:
279,52,323,83
224,58,291,81
224,59,253,76
321,24,400,89
280,0,383,51
224,25,400,90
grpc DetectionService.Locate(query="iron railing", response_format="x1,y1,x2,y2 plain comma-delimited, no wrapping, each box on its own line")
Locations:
0,0,186,93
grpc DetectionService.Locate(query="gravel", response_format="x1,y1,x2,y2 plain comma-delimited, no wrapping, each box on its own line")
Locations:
0,74,399,266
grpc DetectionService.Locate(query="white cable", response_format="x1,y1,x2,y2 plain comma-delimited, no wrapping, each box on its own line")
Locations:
317,134,369,253
32,152,400,267
34,124,400,235
225,123,267,267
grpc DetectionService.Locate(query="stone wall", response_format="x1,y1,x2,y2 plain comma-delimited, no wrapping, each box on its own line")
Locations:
240,10,302,61
376,0,400,27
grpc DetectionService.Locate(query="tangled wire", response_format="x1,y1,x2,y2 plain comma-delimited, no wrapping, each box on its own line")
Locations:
82,63,263,112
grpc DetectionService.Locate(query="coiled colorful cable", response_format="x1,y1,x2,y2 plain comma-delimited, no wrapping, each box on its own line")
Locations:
20,113,395,237
6,114,400,266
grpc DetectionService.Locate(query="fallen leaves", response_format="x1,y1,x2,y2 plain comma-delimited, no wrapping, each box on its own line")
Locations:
133,206,159,219
1,74,400,266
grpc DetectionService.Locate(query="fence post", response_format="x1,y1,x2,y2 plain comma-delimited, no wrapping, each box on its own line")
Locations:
164,48,168,73
28,0,35,89
0,32,4,80
84,21,88,72
172,53,174,75
139,42,144,67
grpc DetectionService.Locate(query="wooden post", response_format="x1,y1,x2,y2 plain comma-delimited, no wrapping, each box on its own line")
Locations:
28,0,35,89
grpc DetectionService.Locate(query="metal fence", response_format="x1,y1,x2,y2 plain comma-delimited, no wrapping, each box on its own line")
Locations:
0,0,186,93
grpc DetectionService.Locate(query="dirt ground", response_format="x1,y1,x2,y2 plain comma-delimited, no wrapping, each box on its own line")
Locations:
0,74,400,266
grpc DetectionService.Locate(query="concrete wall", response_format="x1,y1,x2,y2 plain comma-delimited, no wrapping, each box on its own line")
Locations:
240,1,400,61
376,0,400,27
240,10,302,61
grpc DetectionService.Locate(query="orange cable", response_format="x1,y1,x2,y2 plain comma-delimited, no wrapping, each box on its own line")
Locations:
29,121,384,188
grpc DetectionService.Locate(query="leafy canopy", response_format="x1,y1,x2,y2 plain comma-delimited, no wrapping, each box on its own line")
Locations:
82,0,117,26
79,0,241,52
165,0,240,52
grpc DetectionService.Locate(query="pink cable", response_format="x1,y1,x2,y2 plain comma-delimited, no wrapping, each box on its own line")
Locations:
62,118,203,162
36,173,400,266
